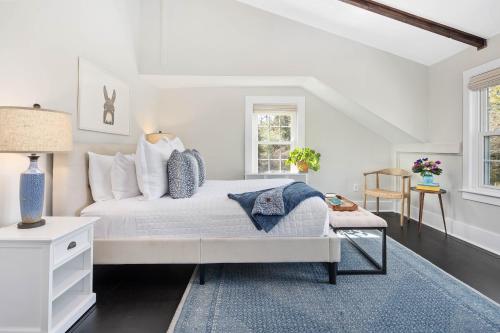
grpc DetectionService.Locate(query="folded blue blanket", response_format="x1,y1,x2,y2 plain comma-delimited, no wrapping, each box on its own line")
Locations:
228,182,325,232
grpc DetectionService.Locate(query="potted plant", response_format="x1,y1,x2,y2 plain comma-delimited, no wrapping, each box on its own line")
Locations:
412,157,443,184
286,147,321,173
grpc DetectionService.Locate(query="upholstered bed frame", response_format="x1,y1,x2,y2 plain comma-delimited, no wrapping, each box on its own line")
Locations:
53,143,341,284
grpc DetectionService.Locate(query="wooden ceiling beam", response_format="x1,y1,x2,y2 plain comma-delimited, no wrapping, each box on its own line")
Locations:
339,0,487,50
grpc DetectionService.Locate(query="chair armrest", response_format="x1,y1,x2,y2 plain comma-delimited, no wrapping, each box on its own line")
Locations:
363,171,379,176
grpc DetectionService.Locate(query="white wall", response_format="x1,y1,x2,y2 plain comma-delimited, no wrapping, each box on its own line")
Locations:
159,87,392,201
395,34,500,254
428,34,500,144
140,0,429,143
0,0,160,226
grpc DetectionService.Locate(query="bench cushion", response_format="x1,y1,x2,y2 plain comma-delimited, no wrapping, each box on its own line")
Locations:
329,207,387,228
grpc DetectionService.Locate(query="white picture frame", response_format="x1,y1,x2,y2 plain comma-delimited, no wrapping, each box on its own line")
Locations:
78,58,130,135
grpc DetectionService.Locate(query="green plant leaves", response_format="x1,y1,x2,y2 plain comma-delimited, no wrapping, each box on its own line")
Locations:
285,147,321,172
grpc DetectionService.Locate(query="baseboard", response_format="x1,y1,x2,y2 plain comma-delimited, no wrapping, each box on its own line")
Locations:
353,200,393,212
394,205,500,256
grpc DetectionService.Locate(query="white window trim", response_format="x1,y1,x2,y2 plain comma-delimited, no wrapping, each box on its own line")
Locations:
462,58,500,206
245,96,305,174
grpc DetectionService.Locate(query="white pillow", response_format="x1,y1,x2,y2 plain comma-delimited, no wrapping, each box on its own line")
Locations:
111,153,140,200
168,137,185,152
88,152,114,202
135,135,174,200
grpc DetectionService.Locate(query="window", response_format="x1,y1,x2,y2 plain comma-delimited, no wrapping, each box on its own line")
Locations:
481,85,500,187
463,60,500,205
245,97,305,174
255,106,294,173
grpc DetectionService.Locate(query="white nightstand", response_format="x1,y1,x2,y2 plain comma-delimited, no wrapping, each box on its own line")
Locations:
0,217,98,333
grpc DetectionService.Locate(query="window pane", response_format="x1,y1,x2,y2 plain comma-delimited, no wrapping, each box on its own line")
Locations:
279,115,291,126
270,160,280,172
258,160,269,173
270,145,288,159
258,144,270,159
281,160,290,172
280,127,291,141
484,136,500,187
488,85,500,131
269,114,280,126
485,136,500,160
258,127,268,141
258,114,269,126
484,161,500,187
281,145,290,159
269,127,280,141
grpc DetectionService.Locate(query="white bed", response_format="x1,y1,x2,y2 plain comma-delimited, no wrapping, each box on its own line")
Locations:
53,143,341,284
82,179,329,239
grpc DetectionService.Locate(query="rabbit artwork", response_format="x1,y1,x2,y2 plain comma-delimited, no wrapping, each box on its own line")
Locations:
103,85,116,125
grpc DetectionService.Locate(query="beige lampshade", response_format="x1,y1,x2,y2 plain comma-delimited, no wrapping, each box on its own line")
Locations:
146,131,176,144
0,106,73,153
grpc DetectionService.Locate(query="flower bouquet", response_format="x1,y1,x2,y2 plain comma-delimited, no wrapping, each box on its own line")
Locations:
412,158,443,185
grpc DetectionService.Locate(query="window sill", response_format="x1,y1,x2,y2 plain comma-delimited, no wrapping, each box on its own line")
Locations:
461,188,500,206
245,172,309,183
246,172,305,176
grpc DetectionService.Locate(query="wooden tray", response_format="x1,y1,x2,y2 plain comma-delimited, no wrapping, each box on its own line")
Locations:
325,194,358,212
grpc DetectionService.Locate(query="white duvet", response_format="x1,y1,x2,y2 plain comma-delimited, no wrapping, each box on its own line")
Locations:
81,179,329,239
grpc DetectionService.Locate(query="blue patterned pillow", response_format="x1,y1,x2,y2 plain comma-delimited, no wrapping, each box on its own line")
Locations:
191,149,206,186
167,150,199,199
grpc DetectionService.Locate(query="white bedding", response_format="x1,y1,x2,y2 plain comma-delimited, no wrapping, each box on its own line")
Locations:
81,179,329,239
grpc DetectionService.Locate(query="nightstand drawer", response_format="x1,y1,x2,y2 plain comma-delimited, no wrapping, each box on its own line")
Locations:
53,227,91,267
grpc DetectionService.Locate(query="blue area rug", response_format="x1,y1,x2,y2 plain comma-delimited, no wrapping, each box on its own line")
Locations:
170,232,500,333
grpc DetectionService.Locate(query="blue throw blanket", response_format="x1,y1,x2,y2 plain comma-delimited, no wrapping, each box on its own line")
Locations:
228,182,325,232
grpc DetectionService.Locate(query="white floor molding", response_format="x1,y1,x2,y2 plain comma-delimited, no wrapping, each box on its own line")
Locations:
391,205,500,256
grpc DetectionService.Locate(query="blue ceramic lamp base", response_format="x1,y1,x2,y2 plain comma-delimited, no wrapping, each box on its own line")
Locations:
18,154,45,229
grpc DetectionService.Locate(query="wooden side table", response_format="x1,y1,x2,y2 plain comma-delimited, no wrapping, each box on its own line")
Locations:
410,187,447,235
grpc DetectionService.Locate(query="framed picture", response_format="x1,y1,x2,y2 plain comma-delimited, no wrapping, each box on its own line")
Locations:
78,58,130,135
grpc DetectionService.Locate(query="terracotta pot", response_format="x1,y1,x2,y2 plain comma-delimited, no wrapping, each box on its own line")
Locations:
296,161,309,173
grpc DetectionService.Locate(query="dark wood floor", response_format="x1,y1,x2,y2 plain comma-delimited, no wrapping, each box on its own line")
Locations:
69,214,499,333
382,212,500,304
68,264,195,333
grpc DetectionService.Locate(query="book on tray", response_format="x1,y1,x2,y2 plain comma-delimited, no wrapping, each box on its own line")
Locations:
416,183,440,191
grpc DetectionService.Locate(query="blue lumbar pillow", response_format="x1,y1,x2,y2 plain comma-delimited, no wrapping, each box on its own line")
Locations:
167,150,199,199
190,149,206,186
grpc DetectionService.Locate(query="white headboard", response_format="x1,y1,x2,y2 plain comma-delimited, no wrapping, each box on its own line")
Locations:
53,143,136,216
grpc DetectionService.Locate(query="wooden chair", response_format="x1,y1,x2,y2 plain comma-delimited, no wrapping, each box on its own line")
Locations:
363,168,411,227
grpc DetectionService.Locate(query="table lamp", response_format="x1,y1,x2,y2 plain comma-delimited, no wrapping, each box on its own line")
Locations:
0,105,72,229
146,130,176,144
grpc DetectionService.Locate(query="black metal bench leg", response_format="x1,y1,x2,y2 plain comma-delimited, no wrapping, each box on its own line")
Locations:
382,228,387,274
199,264,205,285
334,227,387,275
329,262,337,284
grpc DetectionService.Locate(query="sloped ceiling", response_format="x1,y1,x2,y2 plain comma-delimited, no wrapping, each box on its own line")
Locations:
139,0,437,144
142,74,424,143
236,0,500,65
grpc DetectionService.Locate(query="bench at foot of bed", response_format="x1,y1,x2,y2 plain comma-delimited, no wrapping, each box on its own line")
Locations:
329,208,388,275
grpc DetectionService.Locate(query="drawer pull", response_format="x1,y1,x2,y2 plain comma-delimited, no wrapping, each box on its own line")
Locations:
67,241,77,250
